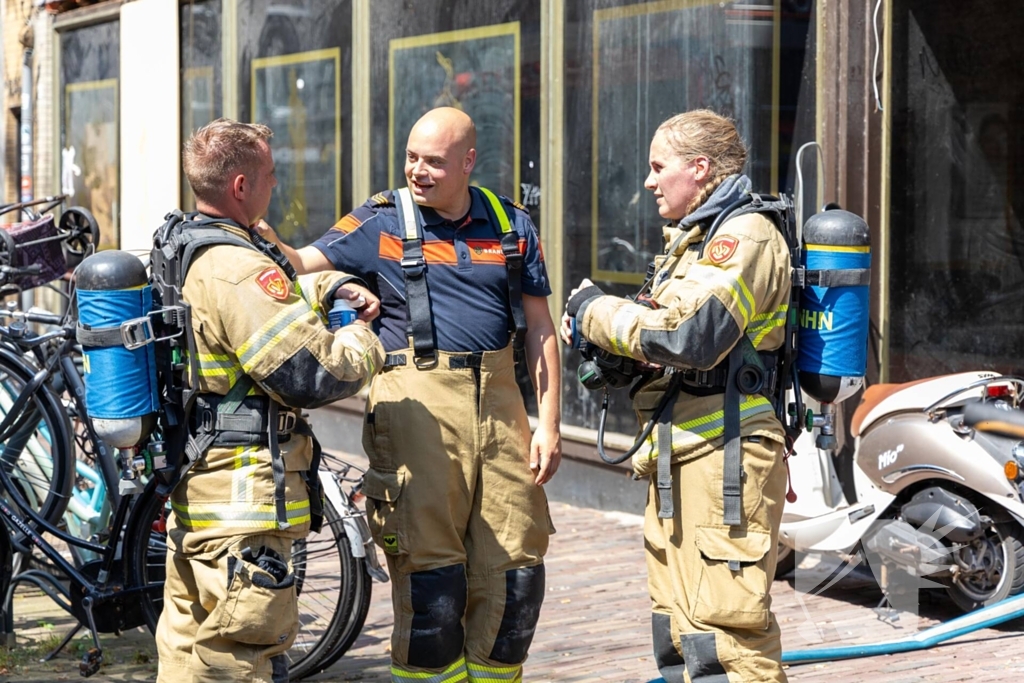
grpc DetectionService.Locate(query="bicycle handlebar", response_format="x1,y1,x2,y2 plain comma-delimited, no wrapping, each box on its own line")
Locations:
0,308,65,326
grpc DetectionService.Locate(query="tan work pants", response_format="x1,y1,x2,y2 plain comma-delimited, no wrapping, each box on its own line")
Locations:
646,437,789,683
156,533,297,683
362,346,552,682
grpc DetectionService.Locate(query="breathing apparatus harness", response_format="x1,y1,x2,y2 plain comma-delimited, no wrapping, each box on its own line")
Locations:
580,193,803,523
387,186,528,370
145,211,326,530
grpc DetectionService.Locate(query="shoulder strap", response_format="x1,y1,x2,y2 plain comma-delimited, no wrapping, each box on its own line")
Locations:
395,188,437,368
475,187,528,352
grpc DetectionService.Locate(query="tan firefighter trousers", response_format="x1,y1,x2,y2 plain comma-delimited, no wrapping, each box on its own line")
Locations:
646,436,789,683
361,346,552,682
156,533,297,683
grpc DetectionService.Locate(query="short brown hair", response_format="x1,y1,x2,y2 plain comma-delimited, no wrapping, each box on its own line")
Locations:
183,119,273,204
657,110,748,215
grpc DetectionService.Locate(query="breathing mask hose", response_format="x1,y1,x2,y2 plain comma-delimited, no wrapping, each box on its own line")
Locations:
597,372,683,465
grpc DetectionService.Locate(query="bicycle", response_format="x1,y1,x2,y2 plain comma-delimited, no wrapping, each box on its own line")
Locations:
0,304,385,678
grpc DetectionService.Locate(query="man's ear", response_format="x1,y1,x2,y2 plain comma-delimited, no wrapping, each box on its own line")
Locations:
231,173,247,201
464,148,477,176
692,155,712,183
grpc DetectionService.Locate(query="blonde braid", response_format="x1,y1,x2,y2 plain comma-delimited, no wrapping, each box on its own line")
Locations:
684,173,729,217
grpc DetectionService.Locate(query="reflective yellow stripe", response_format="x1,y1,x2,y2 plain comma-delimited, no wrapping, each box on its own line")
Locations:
391,657,468,682
609,305,639,357
172,499,310,530
196,353,243,382
688,264,754,327
804,244,869,253
238,303,319,372
645,396,774,460
294,277,324,321
466,661,521,682
477,187,512,234
232,447,259,503
747,304,788,347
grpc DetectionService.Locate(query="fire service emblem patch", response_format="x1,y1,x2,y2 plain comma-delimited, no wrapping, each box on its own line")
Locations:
707,236,738,264
255,267,289,301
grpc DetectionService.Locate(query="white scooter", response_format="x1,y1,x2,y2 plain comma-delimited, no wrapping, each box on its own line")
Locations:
778,372,1024,612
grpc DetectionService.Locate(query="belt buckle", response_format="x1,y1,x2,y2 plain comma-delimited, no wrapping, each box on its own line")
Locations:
695,369,711,386
414,354,438,370
278,411,297,433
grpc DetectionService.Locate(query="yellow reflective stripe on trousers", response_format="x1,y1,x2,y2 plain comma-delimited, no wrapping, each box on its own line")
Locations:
171,499,310,530
232,446,259,503
746,304,788,347
644,395,774,460
688,264,755,328
391,657,468,682
467,661,522,682
237,302,319,373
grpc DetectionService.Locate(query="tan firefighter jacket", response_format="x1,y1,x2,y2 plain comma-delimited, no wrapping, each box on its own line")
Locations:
578,212,791,478
170,221,384,553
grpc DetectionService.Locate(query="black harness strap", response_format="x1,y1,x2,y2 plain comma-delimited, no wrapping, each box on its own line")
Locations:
394,186,529,367
476,187,527,352
722,343,745,527
395,188,438,368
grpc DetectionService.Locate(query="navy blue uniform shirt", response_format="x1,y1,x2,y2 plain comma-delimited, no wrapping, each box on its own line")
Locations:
313,189,551,353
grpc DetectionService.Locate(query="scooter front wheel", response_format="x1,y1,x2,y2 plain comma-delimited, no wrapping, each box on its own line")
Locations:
946,519,1024,612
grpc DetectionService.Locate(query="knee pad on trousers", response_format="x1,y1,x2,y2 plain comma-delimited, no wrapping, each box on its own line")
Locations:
408,564,468,668
488,564,545,664
679,632,729,682
651,613,686,683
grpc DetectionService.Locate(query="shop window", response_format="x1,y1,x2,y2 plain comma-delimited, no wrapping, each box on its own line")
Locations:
888,1,1024,380
367,1,542,225
238,0,352,246
181,0,224,211
60,21,119,249
560,0,815,433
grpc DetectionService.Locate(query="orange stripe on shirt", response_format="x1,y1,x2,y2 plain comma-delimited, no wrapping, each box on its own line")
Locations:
331,214,362,234
380,234,528,266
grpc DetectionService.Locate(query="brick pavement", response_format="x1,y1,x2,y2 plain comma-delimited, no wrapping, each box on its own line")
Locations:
3,480,1024,681
313,498,1024,682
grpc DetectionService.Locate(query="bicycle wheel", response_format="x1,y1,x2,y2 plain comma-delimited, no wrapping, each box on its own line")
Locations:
128,480,372,681
287,498,373,680
0,347,74,530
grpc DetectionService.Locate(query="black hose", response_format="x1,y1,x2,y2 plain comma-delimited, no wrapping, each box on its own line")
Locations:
597,372,683,465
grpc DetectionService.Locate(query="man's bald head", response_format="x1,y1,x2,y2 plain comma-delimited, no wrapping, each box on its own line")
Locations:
404,107,478,219
409,107,477,156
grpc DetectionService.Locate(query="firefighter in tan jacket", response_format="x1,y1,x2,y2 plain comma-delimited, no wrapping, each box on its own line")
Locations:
562,110,791,682
156,119,384,683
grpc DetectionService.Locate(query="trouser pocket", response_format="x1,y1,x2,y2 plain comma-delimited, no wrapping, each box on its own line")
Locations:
692,525,772,630
362,468,406,557
214,544,298,646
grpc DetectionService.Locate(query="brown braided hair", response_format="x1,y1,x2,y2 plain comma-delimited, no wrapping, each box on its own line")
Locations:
656,109,747,217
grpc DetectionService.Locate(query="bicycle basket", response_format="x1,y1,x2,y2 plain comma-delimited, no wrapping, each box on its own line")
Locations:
1,215,67,290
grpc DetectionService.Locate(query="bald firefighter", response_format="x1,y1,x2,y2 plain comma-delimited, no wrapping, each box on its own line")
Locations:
156,119,384,683
260,107,562,683
563,110,792,682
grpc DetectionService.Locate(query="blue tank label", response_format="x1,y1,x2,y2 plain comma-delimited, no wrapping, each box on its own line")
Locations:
79,287,158,419
796,248,871,378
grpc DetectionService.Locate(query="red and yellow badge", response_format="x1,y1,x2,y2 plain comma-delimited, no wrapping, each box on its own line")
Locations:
255,267,290,301
707,236,739,264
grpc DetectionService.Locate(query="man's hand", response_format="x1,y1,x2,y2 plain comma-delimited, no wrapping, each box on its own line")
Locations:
335,283,381,322
530,424,562,486
253,219,280,245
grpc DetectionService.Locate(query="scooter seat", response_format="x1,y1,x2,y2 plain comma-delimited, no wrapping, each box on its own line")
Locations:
851,378,932,437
